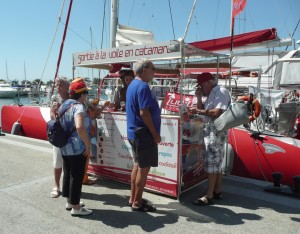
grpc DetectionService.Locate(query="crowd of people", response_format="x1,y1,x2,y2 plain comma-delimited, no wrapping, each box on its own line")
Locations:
50,58,231,216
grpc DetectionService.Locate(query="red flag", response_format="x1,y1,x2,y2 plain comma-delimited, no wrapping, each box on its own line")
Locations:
232,0,247,19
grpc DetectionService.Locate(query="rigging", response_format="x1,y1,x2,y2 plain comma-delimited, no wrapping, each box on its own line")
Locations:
168,0,176,40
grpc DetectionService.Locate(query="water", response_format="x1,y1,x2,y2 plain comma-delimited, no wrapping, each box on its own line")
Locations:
0,95,49,107
0,94,108,108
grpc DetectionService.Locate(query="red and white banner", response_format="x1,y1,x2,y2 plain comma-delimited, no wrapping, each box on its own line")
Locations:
162,92,197,113
88,111,207,198
232,0,247,19
90,112,181,197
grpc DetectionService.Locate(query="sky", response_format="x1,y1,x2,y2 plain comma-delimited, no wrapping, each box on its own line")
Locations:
0,0,299,82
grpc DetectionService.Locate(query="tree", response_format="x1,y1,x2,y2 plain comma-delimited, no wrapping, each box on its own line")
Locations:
92,78,100,85
32,79,44,85
21,80,31,86
46,80,54,86
11,80,19,86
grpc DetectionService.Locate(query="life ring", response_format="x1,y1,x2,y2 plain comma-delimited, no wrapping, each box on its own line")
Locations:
238,96,261,122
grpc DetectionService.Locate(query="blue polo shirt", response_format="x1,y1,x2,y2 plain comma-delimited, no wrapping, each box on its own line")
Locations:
126,79,161,140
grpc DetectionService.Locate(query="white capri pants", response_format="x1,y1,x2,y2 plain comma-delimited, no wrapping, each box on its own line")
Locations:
53,147,63,169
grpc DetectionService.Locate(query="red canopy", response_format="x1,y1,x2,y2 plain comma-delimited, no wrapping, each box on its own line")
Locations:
189,28,277,52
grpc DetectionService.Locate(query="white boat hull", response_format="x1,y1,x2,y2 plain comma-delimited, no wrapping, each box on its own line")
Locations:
0,90,17,98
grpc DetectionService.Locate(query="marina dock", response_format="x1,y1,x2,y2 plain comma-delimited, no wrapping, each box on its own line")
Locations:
0,133,300,234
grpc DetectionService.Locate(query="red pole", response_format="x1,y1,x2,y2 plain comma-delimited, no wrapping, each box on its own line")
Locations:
51,0,73,97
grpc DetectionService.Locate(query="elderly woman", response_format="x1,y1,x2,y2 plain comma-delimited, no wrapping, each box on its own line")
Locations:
59,78,93,216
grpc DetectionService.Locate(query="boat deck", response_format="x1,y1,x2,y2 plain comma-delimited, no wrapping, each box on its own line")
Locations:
0,133,300,234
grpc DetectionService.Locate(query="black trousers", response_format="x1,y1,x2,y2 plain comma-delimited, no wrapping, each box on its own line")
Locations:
62,153,86,205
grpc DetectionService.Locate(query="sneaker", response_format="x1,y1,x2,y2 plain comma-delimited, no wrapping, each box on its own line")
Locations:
66,201,85,211
71,207,93,216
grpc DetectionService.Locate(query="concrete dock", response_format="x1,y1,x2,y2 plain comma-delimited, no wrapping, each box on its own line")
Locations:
0,133,300,234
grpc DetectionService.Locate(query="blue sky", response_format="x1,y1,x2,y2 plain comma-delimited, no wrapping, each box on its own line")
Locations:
1,0,299,82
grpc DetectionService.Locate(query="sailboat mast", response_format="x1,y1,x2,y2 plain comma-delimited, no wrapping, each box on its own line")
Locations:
6,60,9,81
110,0,118,48
24,61,27,81
182,0,197,41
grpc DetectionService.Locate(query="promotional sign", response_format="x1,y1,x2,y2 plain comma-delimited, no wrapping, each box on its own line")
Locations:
73,42,181,66
89,111,207,197
162,92,198,112
89,112,180,197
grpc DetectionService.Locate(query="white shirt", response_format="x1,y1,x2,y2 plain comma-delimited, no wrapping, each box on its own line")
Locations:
204,85,231,122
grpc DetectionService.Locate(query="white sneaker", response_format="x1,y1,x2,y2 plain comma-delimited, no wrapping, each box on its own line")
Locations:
71,207,93,216
66,201,85,211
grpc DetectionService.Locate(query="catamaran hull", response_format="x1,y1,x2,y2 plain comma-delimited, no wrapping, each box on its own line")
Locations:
0,91,17,98
1,105,300,187
228,127,300,187
1,106,49,140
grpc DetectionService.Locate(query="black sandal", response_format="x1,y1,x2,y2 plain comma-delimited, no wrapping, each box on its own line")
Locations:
213,192,223,200
193,196,214,206
131,203,157,212
127,198,148,207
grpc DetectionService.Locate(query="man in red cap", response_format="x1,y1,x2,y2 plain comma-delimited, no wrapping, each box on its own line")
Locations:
189,72,231,206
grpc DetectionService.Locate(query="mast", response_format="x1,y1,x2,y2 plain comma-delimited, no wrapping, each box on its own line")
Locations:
110,0,118,48
51,0,73,96
24,61,27,81
6,60,9,81
90,27,94,79
182,0,197,41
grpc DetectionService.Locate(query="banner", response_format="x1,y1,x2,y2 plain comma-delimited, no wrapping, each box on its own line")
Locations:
162,92,197,112
232,0,247,19
89,113,180,197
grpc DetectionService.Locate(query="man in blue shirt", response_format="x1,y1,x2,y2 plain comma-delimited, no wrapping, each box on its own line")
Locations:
126,59,161,212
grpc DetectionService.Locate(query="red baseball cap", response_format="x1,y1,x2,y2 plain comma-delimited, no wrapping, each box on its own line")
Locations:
196,72,214,85
69,78,91,95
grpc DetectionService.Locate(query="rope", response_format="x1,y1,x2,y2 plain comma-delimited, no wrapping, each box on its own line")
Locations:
252,137,270,183
39,0,66,87
286,18,300,50
168,0,176,40
101,0,107,49
273,0,290,36
17,106,28,122
127,0,136,25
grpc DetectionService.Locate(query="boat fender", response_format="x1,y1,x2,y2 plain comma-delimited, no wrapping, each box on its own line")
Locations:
222,143,234,175
237,96,261,122
272,172,282,188
292,176,300,193
11,121,22,135
0,127,5,136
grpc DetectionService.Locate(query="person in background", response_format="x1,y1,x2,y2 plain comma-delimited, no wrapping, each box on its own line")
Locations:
49,77,70,198
83,98,110,185
188,72,231,206
59,78,93,216
126,59,161,212
111,69,135,111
